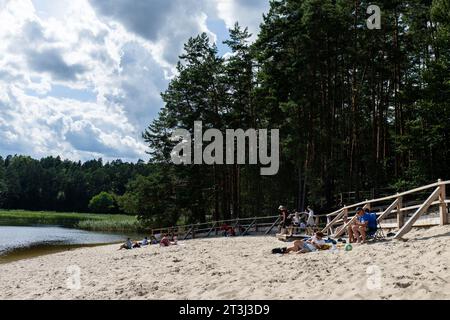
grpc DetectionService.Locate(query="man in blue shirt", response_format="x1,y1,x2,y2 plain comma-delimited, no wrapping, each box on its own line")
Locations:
350,207,378,243
362,208,378,232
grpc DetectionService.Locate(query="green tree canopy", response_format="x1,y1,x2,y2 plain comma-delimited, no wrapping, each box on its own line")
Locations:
88,192,117,214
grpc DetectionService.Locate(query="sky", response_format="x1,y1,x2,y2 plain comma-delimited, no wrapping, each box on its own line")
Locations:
0,0,270,162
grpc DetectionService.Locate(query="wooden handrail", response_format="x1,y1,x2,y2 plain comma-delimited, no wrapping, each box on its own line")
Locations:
151,215,280,236
377,198,400,223
327,180,450,216
322,180,449,239
322,209,344,233
394,187,442,239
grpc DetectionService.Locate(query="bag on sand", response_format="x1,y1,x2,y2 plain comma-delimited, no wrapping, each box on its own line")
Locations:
272,247,288,254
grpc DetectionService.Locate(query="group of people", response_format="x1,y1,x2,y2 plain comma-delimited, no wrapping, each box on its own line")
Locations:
117,205,378,254
278,205,316,235
273,206,380,254
118,233,178,250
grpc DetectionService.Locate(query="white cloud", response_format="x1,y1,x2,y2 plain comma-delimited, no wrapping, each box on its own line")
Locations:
0,0,269,162
215,0,269,39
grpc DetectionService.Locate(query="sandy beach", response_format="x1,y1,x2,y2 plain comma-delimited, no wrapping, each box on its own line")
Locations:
0,225,449,300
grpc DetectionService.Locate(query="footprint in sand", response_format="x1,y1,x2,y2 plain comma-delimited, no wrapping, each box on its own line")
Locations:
394,282,412,289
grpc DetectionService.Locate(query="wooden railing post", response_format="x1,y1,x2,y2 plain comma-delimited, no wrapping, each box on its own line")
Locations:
439,179,448,225
394,186,441,239
333,209,354,238
206,222,217,237
397,195,404,228
377,197,399,224
322,208,346,234
265,216,281,235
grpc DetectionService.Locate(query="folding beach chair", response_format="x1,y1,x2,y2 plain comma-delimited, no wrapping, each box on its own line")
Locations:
366,220,385,241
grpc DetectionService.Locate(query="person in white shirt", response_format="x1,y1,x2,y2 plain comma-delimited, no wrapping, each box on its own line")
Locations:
283,232,327,254
292,212,300,226
303,232,326,252
306,206,316,227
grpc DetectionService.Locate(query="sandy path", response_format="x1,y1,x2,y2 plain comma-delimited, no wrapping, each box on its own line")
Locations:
0,226,449,300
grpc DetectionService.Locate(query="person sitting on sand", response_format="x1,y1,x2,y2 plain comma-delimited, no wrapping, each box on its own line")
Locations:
220,224,236,237
160,234,171,247
150,235,158,245
159,233,179,247
140,237,149,246
119,238,132,250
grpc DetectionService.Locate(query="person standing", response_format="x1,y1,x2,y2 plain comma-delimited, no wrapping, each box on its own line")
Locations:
278,205,291,234
306,206,315,227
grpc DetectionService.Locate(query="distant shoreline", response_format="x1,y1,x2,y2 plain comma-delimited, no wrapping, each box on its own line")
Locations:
0,209,141,233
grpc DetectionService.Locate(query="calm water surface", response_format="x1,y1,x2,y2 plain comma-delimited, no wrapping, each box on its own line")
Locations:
0,225,137,264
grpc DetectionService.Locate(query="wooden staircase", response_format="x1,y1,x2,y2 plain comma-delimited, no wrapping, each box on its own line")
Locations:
321,179,449,240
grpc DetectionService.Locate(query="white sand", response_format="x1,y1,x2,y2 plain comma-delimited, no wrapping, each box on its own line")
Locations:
0,225,449,300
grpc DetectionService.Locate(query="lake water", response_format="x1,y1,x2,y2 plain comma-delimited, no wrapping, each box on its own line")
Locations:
0,225,133,264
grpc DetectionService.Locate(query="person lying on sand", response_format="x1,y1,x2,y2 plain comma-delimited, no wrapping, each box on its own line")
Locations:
118,238,133,250
272,232,327,254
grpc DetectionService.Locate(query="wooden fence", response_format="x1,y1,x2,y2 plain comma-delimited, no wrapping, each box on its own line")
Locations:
322,179,449,239
151,215,281,240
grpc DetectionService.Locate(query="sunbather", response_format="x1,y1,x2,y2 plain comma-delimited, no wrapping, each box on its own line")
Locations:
132,241,141,248
140,237,149,246
220,224,236,237
160,234,171,247
160,234,179,247
301,231,327,252
118,238,132,250
150,235,158,245
272,232,327,254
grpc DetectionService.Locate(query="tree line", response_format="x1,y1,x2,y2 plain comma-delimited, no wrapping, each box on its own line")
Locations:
0,155,152,214
1,0,449,228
